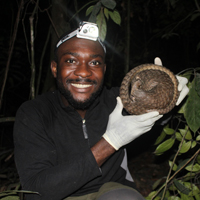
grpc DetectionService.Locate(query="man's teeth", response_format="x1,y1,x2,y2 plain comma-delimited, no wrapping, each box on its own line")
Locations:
71,83,92,88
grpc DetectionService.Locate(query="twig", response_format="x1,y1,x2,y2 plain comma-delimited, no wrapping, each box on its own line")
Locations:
151,147,200,199
29,0,39,99
36,26,51,96
0,117,15,123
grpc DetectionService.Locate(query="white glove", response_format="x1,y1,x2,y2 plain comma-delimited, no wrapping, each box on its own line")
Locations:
154,57,189,106
103,97,163,150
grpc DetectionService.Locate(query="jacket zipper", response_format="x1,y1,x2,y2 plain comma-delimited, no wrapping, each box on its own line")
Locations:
82,119,88,139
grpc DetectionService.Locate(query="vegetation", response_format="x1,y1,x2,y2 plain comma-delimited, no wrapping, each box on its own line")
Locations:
0,0,199,199
146,68,200,199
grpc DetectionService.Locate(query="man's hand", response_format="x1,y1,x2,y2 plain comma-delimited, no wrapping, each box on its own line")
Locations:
103,97,163,150
154,57,189,106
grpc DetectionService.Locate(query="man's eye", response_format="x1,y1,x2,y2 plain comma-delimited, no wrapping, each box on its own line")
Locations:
66,59,76,63
91,61,100,65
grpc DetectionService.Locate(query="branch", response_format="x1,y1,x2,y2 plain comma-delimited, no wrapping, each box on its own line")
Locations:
151,146,200,199
0,0,24,110
0,117,15,123
29,0,39,99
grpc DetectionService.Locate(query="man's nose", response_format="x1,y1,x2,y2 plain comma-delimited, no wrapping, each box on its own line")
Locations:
74,63,92,78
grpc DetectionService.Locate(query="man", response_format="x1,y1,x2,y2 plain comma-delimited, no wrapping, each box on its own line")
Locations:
14,22,189,200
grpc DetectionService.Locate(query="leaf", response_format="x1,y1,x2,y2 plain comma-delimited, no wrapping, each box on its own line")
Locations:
155,138,175,155
86,5,94,16
101,0,116,10
175,132,183,141
183,79,200,133
196,135,200,141
167,196,181,200
169,160,177,171
179,141,191,154
154,128,167,145
182,172,196,181
164,127,174,135
152,178,163,190
190,13,200,21
177,158,191,171
197,155,200,164
88,2,101,23
104,8,109,19
108,10,121,25
184,182,200,195
191,141,196,148
180,193,194,200
179,128,192,140
185,163,200,172
96,9,107,41
173,179,191,195
195,73,200,96
1,197,20,200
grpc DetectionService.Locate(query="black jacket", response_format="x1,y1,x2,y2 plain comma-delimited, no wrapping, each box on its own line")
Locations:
14,87,135,200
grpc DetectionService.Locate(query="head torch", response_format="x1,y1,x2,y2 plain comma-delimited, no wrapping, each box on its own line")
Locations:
56,21,106,53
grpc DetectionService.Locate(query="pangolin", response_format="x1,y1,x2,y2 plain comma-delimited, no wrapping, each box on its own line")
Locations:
119,64,180,115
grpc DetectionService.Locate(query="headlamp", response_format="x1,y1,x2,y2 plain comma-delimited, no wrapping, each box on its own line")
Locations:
56,21,106,53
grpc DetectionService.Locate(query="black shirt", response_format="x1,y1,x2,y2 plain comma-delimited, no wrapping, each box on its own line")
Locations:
14,87,135,200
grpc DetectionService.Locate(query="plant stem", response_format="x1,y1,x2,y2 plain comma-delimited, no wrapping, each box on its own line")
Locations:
161,125,188,199
29,0,39,99
152,147,200,199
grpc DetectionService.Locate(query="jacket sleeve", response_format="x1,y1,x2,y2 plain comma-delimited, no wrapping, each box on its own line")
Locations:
13,102,102,200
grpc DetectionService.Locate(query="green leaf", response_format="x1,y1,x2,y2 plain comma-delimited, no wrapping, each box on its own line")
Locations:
190,13,200,21
154,128,167,145
191,141,196,148
177,158,191,170
182,172,196,181
146,191,159,200
180,193,194,200
173,179,191,195
167,196,181,200
96,9,107,41
86,5,94,16
179,128,192,140
108,10,121,25
101,0,116,10
169,160,177,171
175,132,183,141
164,127,175,135
88,2,101,23
195,73,200,96
104,8,109,19
185,163,200,172
155,138,175,155
196,135,200,141
183,79,200,133
1,197,20,200
152,178,163,190
179,141,191,154
184,182,200,195
197,155,200,164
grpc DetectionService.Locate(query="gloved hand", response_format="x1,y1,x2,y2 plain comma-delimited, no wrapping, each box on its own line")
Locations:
154,57,189,106
103,97,163,150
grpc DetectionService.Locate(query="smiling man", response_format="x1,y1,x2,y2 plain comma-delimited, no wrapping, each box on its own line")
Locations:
51,36,106,114
14,22,189,200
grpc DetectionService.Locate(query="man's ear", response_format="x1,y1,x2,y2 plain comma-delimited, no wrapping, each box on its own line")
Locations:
103,64,106,74
51,61,57,78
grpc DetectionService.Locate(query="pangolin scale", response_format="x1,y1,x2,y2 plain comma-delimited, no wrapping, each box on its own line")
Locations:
119,64,180,115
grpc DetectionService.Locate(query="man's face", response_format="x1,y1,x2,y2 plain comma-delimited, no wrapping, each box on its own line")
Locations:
51,37,106,110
